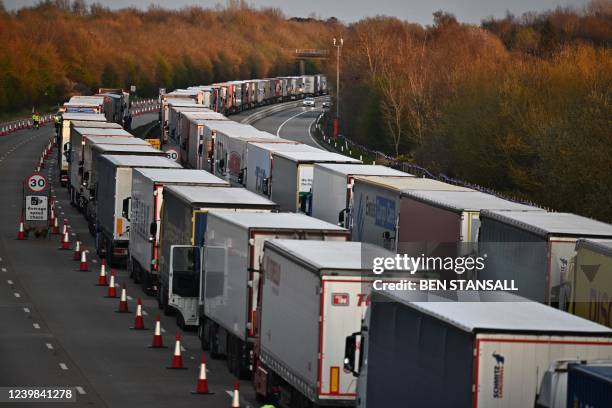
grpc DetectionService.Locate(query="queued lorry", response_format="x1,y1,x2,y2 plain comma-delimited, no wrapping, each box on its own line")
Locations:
128,169,228,294
167,103,210,144
311,163,409,228
95,155,181,266
350,176,472,249
344,290,612,408
245,142,317,198
566,362,612,407
268,150,361,213
570,238,612,328
479,211,612,310
97,88,130,126
253,240,399,407
199,212,350,379
68,126,134,208
179,113,228,170
213,128,282,186
57,113,107,186
157,185,277,328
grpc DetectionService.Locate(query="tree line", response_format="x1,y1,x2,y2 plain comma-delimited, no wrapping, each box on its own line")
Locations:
336,2,612,222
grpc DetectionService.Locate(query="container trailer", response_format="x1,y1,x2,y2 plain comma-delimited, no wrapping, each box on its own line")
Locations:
311,163,410,228
350,176,474,249
566,362,612,408
57,112,107,186
345,290,612,408
95,155,181,266
269,150,361,213
570,238,612,328
479,211,612,309
167,103,208,144
254,240,397,407
302,75,316,96
245,142,315,197
200,212,349,378
128,169,228,294
158,185,277,328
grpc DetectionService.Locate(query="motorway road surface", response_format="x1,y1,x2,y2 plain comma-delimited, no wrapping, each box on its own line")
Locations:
246,104,327,149
0,117,257,407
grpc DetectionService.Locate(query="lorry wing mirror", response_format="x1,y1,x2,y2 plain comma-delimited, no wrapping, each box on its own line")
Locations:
237,169,245,185
338,208,348,227
83,171,90,182
89,187,96,200
122,197,131,220
198,144,203,157
63,142,69,151
262,178,269,196
343,331,362,377
78,166,84,176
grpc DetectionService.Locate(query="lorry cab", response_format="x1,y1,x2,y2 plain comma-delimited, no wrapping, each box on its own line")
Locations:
168,244,202,328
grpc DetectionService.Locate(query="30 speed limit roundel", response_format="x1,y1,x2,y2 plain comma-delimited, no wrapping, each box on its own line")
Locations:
164,148,179,162
27,172,48,193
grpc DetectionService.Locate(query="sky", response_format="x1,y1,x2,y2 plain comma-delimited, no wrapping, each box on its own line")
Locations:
4,0,591,25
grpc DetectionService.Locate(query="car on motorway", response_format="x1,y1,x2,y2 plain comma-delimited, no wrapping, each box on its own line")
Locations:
322,100,332,109
302,97,315,107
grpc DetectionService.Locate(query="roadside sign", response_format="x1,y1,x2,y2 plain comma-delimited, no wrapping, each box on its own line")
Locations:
25,195,48,221
26,172,48,193
145,138,161,150
130,85,136,93
164,148,179,162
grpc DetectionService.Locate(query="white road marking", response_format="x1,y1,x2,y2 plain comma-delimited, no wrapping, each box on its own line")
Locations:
276,109,313,137
181,345,186,352
7,279,13,284
161,327,166,333
142,310,148,316
46,343,54,350
14,292,21,298
23,307,30,313
33,323,40,329
59,363,68,370
1,267,7,272
75,386,86,395
127,296,133,300
92,259,98,264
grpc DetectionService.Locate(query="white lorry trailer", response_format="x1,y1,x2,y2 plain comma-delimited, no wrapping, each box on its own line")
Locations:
57,112,106,186
245,142,316,197
178,111,228,168
345,290,612,408
311,163,410,227
158,186,277,328
200,212,349,378
350,176,474,249
128,168,228,294
68,127,133,208
95,155,181,266
269,151,361,213
479,211,612,309
253,240,397,407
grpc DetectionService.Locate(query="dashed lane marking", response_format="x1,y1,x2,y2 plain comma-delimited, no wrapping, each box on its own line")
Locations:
23,307,30,313
127,296,133,301
161,328,166,333
75,386,86,395
7,279,13,284
14,292,21,298
142,310,148,316
46,343,54,350
33,323,40,329
59,363,68,370
2,267,7,272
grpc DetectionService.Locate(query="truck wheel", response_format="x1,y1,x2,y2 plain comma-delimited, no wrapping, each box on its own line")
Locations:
199,321,210,351
141,273,152,296
157,284,164,310
210,323,222,359
106,240,115,268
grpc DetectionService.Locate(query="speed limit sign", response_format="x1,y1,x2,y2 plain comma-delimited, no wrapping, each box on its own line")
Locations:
164,148,179,162
26,172,48,193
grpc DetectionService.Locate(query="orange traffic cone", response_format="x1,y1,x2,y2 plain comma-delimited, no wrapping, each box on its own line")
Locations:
79,249,89,271
167,332,187,369
231,382,240,407
130,298,146,330
51,216,60,235
49,207,55,227
149,314,166,348
105,271,117,298
60,231,71,250
61,219,68,239
73,240,81,260
96,259,108,286
17,218,26,240
117,284,129,313
192,354,212,394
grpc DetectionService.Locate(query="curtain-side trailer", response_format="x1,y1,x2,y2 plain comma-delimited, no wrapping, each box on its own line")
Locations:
158,186,277,328
350,176,474,250
201,212,349,379
570,238,612,328
95,155,181,266
311,163,410,228
480,211,612,309
345,290,612,408
129,169,228,295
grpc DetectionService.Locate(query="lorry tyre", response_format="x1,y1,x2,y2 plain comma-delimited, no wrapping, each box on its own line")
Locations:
157,284,164,310
176,312,185,330
199,321,210,351
106,240,115,268
210,323,222,359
